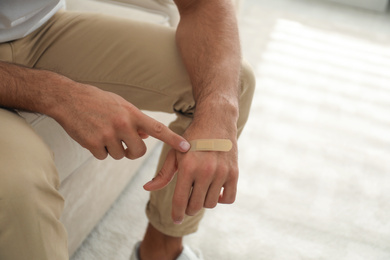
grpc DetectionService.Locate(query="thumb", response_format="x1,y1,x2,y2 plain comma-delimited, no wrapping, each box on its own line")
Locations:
143,149,177,191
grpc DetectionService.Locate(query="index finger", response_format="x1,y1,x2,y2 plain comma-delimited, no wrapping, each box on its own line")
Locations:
137,113,190,153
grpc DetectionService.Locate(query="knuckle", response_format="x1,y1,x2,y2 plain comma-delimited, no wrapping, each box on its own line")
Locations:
94,151,108,160
126,142,147,159
135,144,147,158
186,200,203,215
157,169,173,184
100,129,114,142
214,169,226,180
113,117,128,129
88,140,103,153
111,153,125,160
152,121,165,136
204,201,217,209
226,198,235,204
186,205,201,216
185,208,196,216
204,163,216,174
229,172,239,183
198,162,217,177
226,196,236,204
125,153,137,160
223,192,236,204
219,164,229,175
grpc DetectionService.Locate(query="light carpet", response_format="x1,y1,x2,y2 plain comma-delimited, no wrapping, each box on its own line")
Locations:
71,7,390,260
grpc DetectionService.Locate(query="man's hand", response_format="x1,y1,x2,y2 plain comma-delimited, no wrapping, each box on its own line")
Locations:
0,61,190,160
144,120,239,224
52,82,191,160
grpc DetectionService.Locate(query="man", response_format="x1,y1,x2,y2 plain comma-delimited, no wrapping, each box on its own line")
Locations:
0,0,255,259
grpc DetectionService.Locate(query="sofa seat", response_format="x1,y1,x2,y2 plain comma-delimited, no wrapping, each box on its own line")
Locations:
20,112,92,182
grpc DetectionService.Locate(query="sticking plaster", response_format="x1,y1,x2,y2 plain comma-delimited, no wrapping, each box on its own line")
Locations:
189,139,232,152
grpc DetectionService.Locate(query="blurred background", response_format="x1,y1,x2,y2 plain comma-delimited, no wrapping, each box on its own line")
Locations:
69,0,390,259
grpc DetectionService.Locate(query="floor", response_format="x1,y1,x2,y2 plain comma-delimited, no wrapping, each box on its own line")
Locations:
71,1,390,259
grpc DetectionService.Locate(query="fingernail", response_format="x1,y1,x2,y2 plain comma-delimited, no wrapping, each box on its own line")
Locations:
174,219,183,225
180,141,190,152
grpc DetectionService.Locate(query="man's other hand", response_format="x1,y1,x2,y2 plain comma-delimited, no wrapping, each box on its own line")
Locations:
54,83,190,160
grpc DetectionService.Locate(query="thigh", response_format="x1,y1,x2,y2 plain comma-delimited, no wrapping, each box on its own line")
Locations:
0,109,68,260
12,11,194,114
0,109,59,192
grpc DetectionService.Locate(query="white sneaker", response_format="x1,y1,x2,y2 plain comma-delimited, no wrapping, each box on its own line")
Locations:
130,241,204,260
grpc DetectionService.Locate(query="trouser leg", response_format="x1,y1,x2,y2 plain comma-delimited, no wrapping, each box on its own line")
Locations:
0,109,68,260
8,11,255,238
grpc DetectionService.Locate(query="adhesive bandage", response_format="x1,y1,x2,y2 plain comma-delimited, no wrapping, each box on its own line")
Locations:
189,139,233,152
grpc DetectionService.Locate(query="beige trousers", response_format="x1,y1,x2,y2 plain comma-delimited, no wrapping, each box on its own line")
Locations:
0,11,255,259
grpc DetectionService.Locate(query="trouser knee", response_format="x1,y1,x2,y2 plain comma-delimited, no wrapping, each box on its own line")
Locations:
0,109,68,260
237,60,256,136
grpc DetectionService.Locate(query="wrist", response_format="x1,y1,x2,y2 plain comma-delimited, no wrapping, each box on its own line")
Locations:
188,99,239,140
36,72,73,119
194,94,239,129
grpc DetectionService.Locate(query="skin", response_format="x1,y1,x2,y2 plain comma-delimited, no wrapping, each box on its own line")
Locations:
0,0,241,259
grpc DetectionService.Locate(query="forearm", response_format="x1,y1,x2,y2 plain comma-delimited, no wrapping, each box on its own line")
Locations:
0,61,74,117
174,0,241,136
